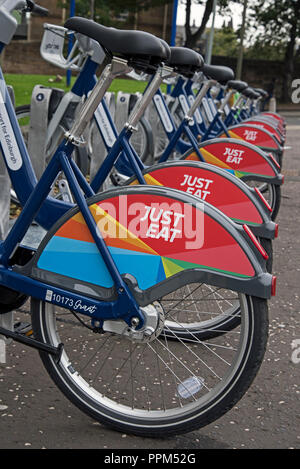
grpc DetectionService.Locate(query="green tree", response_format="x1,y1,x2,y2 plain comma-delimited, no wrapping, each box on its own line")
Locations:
183,0,240,49
212,25,239,57
251,0,300,102
244,40,286,62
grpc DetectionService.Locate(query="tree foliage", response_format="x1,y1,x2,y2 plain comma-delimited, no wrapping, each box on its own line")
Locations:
250,0,300,101
212,26,239,57
182,0,241,49
244,40,286,62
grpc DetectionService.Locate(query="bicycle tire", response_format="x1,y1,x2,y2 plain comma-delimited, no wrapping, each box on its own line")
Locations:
31,293,268,437
259,237,273,274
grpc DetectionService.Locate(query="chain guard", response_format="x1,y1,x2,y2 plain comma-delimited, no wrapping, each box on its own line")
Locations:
0,285,28,314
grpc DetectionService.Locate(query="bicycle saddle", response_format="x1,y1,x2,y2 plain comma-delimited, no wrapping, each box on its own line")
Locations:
64,17,170,73
243,87,260,99
254,88,268,97
203,64,235,85
227,80,248,92
166,47,204,77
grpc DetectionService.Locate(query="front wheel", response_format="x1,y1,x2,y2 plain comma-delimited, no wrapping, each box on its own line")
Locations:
31,291,268,437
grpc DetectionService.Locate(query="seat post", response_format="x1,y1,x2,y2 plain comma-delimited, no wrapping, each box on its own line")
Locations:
65,56,132,146
232,93,244,112
186,79,216,120
126,64,174,131
219,88,235,113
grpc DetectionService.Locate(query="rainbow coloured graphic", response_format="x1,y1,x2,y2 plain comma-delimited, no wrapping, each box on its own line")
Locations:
186,145,275,179
186,147,246,179
37,194,255,292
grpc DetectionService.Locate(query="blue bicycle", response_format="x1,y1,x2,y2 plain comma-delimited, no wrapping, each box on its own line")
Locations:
0,1,274,437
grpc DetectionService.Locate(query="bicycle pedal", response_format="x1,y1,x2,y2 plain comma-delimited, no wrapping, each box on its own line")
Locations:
14,322,33,337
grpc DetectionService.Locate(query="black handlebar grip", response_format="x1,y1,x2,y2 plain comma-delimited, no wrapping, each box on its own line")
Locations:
26,1,49,16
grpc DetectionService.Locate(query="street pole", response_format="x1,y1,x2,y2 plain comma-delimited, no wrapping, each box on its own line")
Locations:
236,0,248,80
170,0,178,46
168,0,178,94
90,0,95,20
205,0,217,65
66,0,76,87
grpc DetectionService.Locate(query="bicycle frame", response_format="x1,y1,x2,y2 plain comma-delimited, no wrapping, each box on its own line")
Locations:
172,77,284,148
0,48,150,330
49,56,274,193
149,84,280,179
43,57,279,242
2,44,275,339
0,62,276,333
0,6,281,436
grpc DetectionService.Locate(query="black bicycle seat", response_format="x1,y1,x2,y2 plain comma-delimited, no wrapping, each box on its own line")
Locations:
64,17,170,73
227,80,248,92
243,87,260,99
203,64,235,84
167,47,204,77
254,88,268,97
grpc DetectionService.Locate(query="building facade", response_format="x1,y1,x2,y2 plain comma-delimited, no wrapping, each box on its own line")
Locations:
2,1,173,74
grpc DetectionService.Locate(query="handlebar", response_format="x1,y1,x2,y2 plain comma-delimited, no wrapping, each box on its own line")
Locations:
0,0,48,46
25,0,48,16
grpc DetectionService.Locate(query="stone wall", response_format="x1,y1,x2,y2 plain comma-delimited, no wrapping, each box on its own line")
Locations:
1,1,173,76
1,0,64,75
134,4,172,41
211,55,300,102
28,0,63,41
1,41,60,75
3,45,299,102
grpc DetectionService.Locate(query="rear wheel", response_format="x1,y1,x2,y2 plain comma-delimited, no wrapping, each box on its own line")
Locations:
32,290,268,437
259,237,273,273
162,283,242,341
245,180,280,221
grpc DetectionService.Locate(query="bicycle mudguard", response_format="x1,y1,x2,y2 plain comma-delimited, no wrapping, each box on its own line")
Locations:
248,117,285,139
27,186,274,304
261,112,285,126
243,119,284,145
257,116,286,138
223,124,283,154
127,161,277,240
184,138,283,185
258,113,286,135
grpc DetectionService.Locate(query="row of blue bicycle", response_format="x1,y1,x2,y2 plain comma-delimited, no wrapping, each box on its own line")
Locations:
0,0,285,437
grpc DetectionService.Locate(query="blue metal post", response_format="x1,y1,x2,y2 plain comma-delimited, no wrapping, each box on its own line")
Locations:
170,0,178,46
66,0,76,87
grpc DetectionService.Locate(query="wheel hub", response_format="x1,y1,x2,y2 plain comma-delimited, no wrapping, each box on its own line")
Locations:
102,301,165,343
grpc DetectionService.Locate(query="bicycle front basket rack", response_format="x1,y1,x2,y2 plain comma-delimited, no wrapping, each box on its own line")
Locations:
40,23,90,72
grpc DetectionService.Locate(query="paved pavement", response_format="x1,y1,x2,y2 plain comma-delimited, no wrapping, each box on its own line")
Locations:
0,115,299,450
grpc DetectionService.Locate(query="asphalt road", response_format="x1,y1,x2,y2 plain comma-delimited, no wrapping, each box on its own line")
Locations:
0,117,299,450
